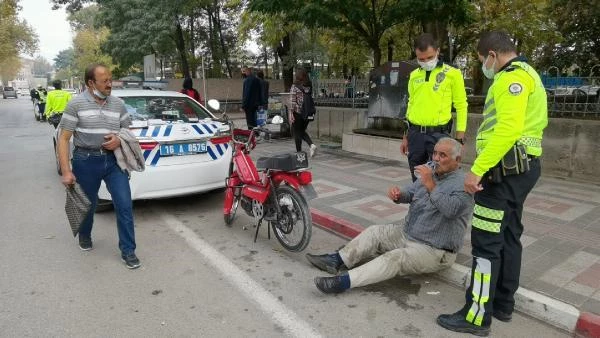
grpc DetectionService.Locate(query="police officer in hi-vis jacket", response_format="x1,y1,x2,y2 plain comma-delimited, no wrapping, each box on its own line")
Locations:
437,31,548,337
401,33,468,182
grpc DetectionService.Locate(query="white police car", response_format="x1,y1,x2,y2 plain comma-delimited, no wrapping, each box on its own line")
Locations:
54,89,232,210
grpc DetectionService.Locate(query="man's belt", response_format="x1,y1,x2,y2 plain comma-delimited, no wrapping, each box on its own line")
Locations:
74,147,112,155
409,123,449,134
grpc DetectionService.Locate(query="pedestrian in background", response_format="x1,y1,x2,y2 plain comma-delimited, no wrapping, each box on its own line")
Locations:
289,68,318,158
401,33,469,181
45,79,73,128
32,85,48,121
437,31,548,337
57,63,141,269
180,77,204,106
241,67,262,129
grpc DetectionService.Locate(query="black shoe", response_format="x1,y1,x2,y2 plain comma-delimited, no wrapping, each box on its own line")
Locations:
314,276,348,294
437,312,490,337
121,253,141,269
78,236,93,251
493,309,512,322
306,253,344,274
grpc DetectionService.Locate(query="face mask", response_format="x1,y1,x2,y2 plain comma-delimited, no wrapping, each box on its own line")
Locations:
418,56,438,71
481,55,496,79
93,84,107,99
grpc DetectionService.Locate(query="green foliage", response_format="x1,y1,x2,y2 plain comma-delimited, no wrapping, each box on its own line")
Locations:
0,0,38,80
54,48,75,70
545,0,600,74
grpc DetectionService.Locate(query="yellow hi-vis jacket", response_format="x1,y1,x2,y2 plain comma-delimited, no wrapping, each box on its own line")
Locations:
406,62,469,132
45,89,73,118
471,56,548,177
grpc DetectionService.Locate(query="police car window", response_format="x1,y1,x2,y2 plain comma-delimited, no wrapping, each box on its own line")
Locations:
120,96,212,122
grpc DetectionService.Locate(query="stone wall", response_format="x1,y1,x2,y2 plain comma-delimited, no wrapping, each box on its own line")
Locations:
167,78,286,102
309,107,600,183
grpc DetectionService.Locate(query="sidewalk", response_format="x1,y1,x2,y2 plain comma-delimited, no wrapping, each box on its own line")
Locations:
247,136,600,336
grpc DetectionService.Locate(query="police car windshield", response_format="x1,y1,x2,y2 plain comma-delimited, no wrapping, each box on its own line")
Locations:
120,95,213,122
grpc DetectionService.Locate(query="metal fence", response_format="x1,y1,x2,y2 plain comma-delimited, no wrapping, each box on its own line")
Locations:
312,77,370,108
544,75,600,118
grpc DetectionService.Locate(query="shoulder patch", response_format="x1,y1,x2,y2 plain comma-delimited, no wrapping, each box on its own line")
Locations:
509,83,523,95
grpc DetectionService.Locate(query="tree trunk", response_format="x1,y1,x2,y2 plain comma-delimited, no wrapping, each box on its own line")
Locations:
276,33,293,91
174,19,190,79
387,38,394,62
263,45,269,77
373,45,382,68
214,1,232,78
273,49,280,80
189,15,196,78
422,21,449,63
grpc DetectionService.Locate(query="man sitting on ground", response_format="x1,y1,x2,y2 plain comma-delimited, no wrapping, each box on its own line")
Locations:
307,138,474,293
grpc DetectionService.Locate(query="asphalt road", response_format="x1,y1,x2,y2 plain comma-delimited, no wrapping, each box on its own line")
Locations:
0,95,568,337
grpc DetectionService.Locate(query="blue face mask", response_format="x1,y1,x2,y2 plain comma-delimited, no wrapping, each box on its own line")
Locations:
481,55,496,79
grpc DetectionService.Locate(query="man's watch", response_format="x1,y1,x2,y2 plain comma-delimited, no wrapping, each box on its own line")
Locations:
455,138,465,145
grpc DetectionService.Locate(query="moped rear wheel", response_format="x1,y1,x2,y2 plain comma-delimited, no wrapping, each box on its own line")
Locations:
224,187,241,226
271,185,312,252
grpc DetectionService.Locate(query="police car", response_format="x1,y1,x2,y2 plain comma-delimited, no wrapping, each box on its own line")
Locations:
53,89,232,210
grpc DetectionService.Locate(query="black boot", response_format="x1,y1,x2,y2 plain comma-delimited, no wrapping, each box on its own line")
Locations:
314,275,350,294
493,309,512,322
437,311,490,337
306,253,344,274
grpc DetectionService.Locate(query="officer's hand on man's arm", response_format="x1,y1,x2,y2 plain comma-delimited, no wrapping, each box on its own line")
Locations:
387,186,401,202
102,133,121,150
464,171,483,194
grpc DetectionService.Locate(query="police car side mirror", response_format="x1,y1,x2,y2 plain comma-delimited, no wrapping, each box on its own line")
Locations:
207,99,220,111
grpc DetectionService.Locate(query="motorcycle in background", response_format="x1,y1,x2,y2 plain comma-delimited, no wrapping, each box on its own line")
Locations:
216,107,316,252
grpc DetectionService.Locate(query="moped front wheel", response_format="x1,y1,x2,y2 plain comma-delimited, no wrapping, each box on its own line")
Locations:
224,186,241,226
271,185,312,252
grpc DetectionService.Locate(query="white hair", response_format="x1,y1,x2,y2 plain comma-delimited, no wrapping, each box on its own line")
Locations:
437,137,462,160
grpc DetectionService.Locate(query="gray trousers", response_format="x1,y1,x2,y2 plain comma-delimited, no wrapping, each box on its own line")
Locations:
338,224,456,288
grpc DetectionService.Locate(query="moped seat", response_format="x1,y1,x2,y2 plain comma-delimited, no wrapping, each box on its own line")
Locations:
256,151,309,171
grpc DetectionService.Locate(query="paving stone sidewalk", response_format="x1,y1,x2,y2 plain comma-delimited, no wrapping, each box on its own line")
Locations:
248,136,600,316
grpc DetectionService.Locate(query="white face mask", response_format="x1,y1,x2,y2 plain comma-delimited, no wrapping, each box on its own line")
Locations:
92,84,107,99
418,56,438,71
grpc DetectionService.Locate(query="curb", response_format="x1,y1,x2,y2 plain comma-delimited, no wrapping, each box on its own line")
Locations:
310,209,600,337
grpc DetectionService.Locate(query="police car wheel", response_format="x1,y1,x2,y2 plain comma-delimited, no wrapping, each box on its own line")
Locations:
95,199,113,213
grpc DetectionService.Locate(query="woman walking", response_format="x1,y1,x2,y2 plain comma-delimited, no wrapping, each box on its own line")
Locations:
289,68,318,157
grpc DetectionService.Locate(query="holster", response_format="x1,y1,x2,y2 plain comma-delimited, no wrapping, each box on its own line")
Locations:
487,143,530,183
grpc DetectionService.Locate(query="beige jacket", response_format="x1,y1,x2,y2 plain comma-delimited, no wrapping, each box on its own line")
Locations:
114,128,145,172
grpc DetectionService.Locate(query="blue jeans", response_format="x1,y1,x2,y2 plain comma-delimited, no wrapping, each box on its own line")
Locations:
72,149,136,255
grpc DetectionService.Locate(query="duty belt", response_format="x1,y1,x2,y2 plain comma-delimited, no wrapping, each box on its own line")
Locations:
409,123,449,134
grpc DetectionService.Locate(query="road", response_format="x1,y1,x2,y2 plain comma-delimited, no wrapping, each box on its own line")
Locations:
0,95,568,337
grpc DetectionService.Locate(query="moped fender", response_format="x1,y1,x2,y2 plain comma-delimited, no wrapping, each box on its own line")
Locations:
298,183,318,200
242,185,269,203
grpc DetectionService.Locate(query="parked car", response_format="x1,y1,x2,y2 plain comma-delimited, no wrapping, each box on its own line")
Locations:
2,86,18,99
53,90,232,211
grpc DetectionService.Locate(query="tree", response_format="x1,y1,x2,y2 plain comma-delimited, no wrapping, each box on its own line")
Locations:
546,0,600,74
54,48,75,70
0,0,38,81
249,0,409,68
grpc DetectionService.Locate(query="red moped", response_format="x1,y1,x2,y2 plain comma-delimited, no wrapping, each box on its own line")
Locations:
222,117,316,252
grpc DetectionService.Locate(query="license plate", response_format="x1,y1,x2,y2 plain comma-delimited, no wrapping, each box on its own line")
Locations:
160,142,207,156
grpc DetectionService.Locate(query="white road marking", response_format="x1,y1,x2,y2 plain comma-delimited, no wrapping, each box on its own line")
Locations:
160,212,322,338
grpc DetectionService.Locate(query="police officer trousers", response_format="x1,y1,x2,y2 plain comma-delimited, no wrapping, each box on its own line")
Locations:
407,127,449,182
461,158,541,327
